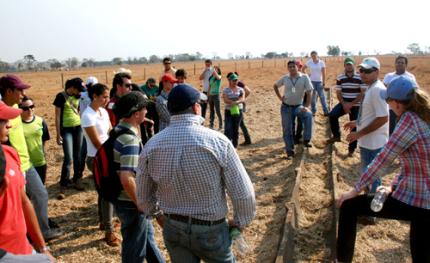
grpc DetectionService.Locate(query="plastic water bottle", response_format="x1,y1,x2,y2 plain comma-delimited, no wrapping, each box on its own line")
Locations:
370,188,388,212
230,227,250,256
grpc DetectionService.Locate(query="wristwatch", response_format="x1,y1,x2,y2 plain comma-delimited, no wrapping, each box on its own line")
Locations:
37,246,50,253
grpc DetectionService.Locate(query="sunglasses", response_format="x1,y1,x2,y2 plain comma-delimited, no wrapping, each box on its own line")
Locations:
19,105,35,111
124,83,132,88
359,68,377,74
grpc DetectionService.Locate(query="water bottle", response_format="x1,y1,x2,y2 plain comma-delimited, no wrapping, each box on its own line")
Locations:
230,227,250,256
370,188,388,212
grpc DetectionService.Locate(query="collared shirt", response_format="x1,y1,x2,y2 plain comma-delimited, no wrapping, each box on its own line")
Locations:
383,71,416,86
136,114,256,227
335,72,366,106
155,91,170,131
355,112,430,209
275,72,313,105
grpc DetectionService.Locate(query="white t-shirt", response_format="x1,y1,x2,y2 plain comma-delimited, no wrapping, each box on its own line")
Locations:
79,92,91,116
81,106,110,157
383,71,416,86
306,59,325,82
357,80,389,150
202,68,214,92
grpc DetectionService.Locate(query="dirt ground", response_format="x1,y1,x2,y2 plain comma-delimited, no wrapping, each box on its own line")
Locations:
9,56,429,262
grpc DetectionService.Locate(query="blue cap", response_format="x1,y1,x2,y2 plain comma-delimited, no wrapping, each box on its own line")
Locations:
168,84,207,113
380,76,418,101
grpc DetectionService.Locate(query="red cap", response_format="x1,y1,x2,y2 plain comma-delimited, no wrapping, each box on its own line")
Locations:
295,60,303,69
161,74,178,84
0,101,22,120
0,75,31,90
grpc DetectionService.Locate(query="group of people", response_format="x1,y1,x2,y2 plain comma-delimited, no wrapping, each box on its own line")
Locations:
0,57,258,263
1,53,429,263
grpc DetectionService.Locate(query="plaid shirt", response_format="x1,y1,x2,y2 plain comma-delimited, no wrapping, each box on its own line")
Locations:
355,112,430,209
136,114,256,227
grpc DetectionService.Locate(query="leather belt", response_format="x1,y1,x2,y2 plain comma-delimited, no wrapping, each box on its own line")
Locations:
282,102,300,107
165,213,225,226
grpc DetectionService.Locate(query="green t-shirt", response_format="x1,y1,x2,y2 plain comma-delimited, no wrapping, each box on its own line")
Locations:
8,104,32,171
209,76,222,95
53,92,81,128
140,84,159,100
22,116,50,167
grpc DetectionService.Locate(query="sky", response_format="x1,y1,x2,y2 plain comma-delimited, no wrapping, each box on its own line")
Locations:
0,0,429,62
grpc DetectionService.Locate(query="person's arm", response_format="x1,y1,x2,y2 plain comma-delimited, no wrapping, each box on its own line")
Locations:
304,90,312,108
273,83,283,102
119,171,138,205
21,189,54,259
346,116,388,143
222,143,256,228
322,66,326,87
199,69,206,80
302,64,308,74
155,97,170,123
54,107,62,145
243,85,251,98
41,119,50,148
84,126,102,150
136,153,158,215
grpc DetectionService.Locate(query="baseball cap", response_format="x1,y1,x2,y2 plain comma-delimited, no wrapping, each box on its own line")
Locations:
0,101,22,121
168,84,208,113
359,57,380,70
85,76,98,86
380,76,418,101
227,73,239,81
344,57,355,65
295,60,303,68
0,75,31,91
161,74,178,84
65,77,85,92
113,91,148,119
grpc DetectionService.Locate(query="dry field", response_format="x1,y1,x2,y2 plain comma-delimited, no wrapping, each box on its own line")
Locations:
6,56,430,263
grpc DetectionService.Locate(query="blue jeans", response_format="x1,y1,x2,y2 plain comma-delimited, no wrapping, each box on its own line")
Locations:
25,166,50,235
281,104,313,155
113,200,165,263
329,103,359,152
163,218,235,263
311,81,329,115
224,110,243,148
360,147,382,192
60,126,83,187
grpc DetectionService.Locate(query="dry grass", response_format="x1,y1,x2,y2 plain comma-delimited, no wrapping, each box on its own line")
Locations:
9,56,430,262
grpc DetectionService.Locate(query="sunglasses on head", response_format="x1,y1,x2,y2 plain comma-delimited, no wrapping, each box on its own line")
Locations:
19,105,35,111
359,67,377,74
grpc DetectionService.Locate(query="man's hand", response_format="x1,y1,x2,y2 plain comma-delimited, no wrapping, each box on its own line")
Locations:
56,135,63,145
343,121,356,132
300,106,311,113
346,132,360,143
342,102,352,114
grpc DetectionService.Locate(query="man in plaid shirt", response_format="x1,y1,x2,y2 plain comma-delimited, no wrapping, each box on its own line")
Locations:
137,84,256,263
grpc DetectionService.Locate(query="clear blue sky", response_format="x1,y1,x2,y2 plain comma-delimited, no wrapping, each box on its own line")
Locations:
0,0,428,62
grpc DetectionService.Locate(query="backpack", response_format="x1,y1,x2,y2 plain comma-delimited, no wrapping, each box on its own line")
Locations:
93,128,135,202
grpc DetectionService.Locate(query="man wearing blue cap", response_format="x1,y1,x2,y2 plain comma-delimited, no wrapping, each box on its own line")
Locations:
136,84,256,263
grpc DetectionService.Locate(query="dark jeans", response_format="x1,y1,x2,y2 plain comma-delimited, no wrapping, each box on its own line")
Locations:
224,109,243,148
146,101,158,135
208,94,222,128
80,137,87,175
329,103,359,152
60,126,83,187
86,157,114,232
240,116,251,143
337,194,430,262
35,164,47,185
201,92,208,119
112,200,165,263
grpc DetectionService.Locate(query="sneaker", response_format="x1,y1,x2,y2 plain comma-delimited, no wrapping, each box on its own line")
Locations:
303,140,312,148
209,124,214,129
57,187,66,200
73,179,85,191
326,137,341,144
104,232,121,247
294,136,301,145
44,228,63,241
286,151,295,160
100,220,121,231
48,218,60,229
240,141,252,146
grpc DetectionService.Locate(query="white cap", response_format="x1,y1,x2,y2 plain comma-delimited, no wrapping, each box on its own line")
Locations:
86,76,98,86
359,57,380,70
113,67,132,75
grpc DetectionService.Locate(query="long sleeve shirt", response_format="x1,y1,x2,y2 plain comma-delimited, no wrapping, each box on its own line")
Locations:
136,114,256,227
355,111,430,209
155,91,170,131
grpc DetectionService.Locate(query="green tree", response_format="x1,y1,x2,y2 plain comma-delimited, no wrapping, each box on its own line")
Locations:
112,57,123,65
327,45,340,56
407,43,422,55
24,54,36,70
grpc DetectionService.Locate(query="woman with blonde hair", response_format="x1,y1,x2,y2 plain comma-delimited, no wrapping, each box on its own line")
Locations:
336,76,430,262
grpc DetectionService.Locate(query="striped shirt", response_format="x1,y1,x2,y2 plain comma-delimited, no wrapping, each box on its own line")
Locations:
136,114,256,227
156,91,170,131
223,86,244,110
113,121,142,201
335,72,365,106
355,112,430,209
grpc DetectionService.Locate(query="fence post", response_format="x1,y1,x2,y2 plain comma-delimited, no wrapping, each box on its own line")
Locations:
61,73,64,89
194,64,196,75
262,60,264,68
248,61,251,69
144,68,146,80
105,71,108,84
274,60,276,68
284,60,286,67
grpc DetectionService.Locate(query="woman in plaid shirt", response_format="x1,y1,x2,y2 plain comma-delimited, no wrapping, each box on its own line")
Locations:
336,76,430,263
